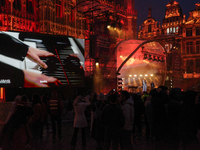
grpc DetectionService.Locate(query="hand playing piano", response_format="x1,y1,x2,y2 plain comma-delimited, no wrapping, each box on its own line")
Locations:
23,70,62,87
26,46,56,69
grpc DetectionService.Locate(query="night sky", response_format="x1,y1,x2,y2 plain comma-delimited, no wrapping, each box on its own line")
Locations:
135,0,200,29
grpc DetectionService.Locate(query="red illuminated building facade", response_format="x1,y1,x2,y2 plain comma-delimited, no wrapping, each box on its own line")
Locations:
138,0,200,91
0,0,137,95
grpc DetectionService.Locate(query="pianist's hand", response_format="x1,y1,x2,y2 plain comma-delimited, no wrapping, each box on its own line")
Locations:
23,70,62,87
26,46,56,69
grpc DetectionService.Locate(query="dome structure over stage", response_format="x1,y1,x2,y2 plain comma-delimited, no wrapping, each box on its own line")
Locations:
116,39,166,92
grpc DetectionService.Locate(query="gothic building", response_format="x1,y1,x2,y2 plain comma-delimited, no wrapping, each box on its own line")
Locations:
138,0,200,90
0,0,40,32
138,7,162,40
0,0,137,96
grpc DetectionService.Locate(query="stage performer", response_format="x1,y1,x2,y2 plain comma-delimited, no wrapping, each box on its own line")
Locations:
142,79,147,92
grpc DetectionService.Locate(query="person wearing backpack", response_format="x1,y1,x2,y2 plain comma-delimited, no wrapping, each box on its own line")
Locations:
91,93,106,150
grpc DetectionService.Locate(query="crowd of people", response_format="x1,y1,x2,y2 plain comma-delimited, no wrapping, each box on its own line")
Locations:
0,86,200,150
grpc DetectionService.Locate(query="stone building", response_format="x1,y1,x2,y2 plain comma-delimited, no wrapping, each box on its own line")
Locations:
138,0,200,91
0,0,138,95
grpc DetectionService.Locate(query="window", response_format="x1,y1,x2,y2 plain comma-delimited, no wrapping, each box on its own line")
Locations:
170,27,172,33
173,27,175,33
165,44,169,52
0,0,5,6
186,28,192,37
148,25,151,33
186,60,194,73
196,27,200,35
13,0,21,11
56,0,62,18
186,41,194,54
26,0,33,14
196,41,200,54
176,26,179,33
197,59,200,73
167,28,169,34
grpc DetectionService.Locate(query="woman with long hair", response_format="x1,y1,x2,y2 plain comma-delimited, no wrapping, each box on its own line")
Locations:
0,106,34,150
70,95,91,150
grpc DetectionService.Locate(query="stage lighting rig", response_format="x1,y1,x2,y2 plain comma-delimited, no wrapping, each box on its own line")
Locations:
143,54,147,59
148,54,152,60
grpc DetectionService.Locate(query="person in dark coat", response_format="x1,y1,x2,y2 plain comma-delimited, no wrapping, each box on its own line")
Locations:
179,90,200,150
0,106,34,150
48,91,63,142
101,94,125,150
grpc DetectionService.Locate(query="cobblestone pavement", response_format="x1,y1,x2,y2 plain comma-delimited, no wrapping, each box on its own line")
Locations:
38,120,152,150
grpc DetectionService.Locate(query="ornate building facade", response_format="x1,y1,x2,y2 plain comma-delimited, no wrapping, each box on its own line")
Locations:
138,0,200,91
0,0,137,94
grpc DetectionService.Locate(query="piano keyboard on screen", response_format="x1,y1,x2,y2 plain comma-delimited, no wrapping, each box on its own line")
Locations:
19,33,85,87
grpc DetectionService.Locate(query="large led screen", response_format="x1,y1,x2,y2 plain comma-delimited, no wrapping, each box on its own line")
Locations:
0,31,85,88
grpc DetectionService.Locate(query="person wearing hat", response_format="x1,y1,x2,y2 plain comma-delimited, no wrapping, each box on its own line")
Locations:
90,93,106,150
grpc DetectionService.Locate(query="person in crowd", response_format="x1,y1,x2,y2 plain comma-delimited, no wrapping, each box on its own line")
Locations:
144,89,157,142
101,94,125,150
40,92,51,139
120,90,134,150
0,105,34,150
90,93,106,150
167,88,183,150
30,93,44,149
41,92,52,134
70,95,91,150
150,86,169,149
179,90,200,150
131,93,143,138
90,92,98,132
17,94,29,106
48,91,63,142
150,81,155,90
4,95,22,124
85,90,92,129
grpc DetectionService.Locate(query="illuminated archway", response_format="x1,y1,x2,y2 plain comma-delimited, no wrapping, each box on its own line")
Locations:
115,39,167,92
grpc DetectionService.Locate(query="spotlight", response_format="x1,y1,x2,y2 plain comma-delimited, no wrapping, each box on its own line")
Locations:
134,75,137,77
143,54,147,59
148,54,152,60
107,25,111,28
157,56,160,62
153,56,157,61
95,62,99,66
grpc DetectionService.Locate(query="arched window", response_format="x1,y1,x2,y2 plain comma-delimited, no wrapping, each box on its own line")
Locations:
26,0,34,14
167,28,169,34
13,0,21,11
0,0,5,6
173,27,175,33
176,26,179,33
148,25,151,33
56,0,62,18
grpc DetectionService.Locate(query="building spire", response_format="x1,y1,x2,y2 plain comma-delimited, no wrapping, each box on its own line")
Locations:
148,6,152,18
